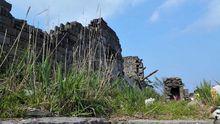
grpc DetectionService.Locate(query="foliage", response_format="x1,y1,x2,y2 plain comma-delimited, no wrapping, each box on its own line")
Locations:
0,20,213,120
195,80,220,106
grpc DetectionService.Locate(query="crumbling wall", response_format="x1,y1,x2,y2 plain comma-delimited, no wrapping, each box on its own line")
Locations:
0,0,123,76
164,77,184,101
49,18,123,76
0,0,49,70
123,56,146,89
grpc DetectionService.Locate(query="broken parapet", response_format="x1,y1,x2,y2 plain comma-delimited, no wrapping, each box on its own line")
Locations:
123,56,158,89
0,0,48,71
0,0,123,77
49,18,123,76
164,77,185,101
123,56,146,89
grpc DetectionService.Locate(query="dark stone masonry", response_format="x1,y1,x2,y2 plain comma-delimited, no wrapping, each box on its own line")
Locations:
0,0,151,87
123,56,146,89
164,77,189,101
0,0,123,77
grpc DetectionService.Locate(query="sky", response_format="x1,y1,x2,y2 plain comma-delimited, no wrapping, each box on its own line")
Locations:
6,0,220,92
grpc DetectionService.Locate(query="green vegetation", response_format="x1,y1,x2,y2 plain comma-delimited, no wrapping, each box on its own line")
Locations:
0,54,211,119
0,21,216,120
0,54,113,117
195,81,220,106
0,49,211,119
111,83,209,120
0,45,214,119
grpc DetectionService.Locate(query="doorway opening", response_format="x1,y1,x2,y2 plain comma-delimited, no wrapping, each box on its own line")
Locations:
170,87,180,100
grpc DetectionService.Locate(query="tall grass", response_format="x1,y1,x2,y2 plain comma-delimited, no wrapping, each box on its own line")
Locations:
0,8,213,120
0,18,115,117
195,80,220,106
0,13,159,118
0,64,112,117
111,83,160,116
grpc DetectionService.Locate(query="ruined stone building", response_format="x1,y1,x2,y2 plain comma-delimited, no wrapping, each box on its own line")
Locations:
123,56,146,89
0,0,123,77
164,77,189,101
123,56,159,89
0,0,156,89
164,77,184,100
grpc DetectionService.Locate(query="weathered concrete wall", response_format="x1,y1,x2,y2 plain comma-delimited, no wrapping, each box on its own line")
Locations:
0,0,123,76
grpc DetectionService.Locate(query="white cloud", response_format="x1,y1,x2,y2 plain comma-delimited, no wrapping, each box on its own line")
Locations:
149,10,159,22
183,0,220,32
149,0,186,22
6,0,145,28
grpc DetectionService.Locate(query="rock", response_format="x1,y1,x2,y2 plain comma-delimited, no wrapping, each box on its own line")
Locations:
26,108,51,118
2,117,110,124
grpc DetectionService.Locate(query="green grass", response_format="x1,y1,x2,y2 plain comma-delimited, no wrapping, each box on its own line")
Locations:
111,84,160,116
0,54,210,119
0,20,213,120
195,80,220,106
111,85,209,120
144,101,208,120
0,53,212,119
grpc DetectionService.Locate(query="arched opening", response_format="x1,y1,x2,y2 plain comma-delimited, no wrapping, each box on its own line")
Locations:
170,87,180,100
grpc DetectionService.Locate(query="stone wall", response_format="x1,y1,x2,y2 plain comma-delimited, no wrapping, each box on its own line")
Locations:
0,0,123,76
163,77,185,101
123,56,146,89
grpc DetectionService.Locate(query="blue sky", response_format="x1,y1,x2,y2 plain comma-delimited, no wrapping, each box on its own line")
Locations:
7,0,220,91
